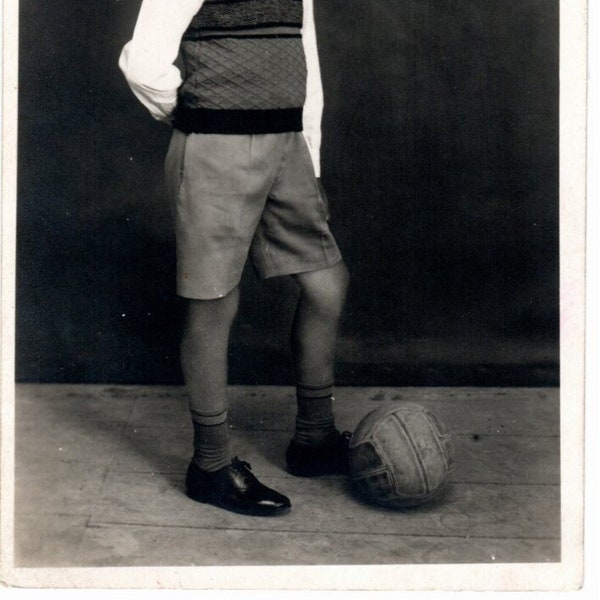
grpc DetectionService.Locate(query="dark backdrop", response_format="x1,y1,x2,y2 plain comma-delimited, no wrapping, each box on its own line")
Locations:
16,0,559,386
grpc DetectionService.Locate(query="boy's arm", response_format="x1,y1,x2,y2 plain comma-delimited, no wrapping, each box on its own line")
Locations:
302,0,324,178
118,0,205,122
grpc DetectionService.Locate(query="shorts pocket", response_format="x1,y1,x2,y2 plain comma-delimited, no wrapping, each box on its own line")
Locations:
164,130,188,200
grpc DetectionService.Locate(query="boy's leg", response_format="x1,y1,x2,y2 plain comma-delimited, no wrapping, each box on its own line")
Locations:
166,131,294,514
291,261,349,391
181,286,291,515
286,261,351,476
181,288,240,472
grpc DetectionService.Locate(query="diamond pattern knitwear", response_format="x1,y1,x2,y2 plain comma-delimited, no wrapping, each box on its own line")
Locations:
174,0,307,135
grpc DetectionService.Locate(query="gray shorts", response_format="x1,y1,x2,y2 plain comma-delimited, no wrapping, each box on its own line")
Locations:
164,130,342,299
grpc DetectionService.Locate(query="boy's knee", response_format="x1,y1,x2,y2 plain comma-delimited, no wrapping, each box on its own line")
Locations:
296,261,350,310
336,261,351,293
186,287,240,325
323,261,350,299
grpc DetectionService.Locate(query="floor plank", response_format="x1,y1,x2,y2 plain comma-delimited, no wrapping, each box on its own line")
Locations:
70,525,559,567
102,426,560,486
14,514,91,567
16,384,559,436
14,461,109,517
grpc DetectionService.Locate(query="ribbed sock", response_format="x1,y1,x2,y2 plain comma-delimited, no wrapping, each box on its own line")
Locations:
293,382,338,446
191,409,231,472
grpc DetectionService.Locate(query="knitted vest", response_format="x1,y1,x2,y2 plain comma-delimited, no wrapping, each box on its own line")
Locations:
173,0,307,135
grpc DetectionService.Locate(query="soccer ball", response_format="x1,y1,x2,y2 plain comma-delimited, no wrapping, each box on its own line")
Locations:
349,402,454,508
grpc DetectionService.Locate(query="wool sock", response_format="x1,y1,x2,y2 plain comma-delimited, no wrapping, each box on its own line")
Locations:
191,409,231,472
293,382,338,446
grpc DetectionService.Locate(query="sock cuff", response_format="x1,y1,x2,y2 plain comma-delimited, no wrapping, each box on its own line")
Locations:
191,408,228,427
296,381,334,400
295,415,336,428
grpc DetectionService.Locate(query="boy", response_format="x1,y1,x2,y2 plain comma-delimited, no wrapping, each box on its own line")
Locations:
119,0,350,516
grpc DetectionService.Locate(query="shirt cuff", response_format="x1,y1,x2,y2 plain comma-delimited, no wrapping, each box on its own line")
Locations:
303,132,321,178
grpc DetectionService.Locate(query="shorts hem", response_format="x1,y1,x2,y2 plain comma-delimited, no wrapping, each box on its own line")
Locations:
258,253,343,281
176,280,241,301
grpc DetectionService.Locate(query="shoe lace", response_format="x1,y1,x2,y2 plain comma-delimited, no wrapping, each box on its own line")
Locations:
231,457,252,471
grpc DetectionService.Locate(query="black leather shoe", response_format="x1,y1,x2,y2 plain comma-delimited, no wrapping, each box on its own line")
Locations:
286,431,352,477
185,457,291,516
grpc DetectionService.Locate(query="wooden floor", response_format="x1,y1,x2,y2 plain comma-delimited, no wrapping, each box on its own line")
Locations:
13,384,560,567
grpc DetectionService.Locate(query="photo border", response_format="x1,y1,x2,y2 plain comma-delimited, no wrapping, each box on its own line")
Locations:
1,0,589,592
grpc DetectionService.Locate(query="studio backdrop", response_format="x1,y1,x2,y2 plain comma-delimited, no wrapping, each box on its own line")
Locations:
16,0,559,386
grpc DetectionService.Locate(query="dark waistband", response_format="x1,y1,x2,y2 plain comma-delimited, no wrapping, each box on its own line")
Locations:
173,105,303,135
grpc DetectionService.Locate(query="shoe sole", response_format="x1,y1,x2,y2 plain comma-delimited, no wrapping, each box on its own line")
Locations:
186,488,291,517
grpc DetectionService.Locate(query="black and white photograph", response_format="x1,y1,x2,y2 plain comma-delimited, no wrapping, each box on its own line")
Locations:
0,0,589,592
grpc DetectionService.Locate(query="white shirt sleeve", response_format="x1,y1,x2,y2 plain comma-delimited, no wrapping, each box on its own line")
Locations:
118,0,205,122
302,0,324,177
120,0,325,174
